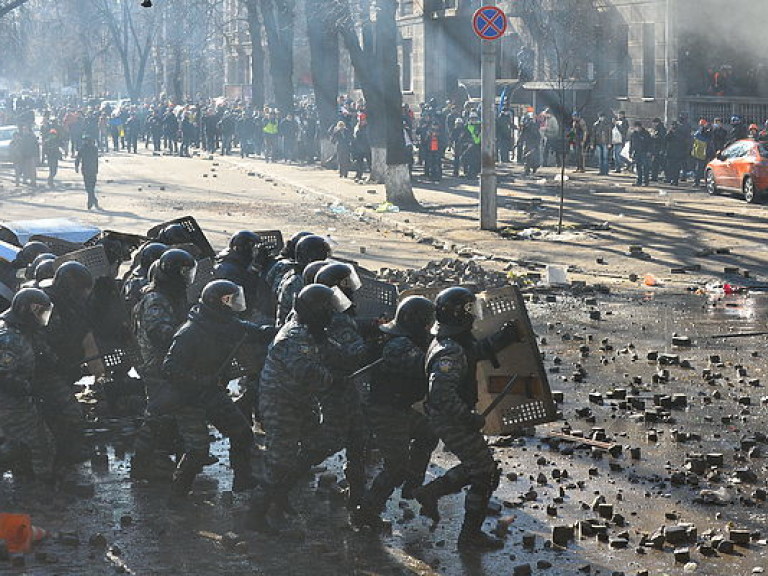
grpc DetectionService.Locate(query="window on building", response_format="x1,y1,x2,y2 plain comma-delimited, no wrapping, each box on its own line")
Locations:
643,22,656,98
616,24,629,97
401,39,413,92
399,0,414,16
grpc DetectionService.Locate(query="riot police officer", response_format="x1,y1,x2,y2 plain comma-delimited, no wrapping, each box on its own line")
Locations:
214,230,272,319
354,296,438,528
130,248,197,481
121,242,167,312
247,284,343,532
162,280,273,504
305,262,370,509
0,288,55,481
275,235,331,327
41,261,94,468
264,230,313,299
413,287,520,551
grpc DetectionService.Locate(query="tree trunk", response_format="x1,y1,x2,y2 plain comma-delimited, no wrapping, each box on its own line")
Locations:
244,0,265,109
306,0,338,147
83,56,94,96
260,0,295,114
376,0,417,206
172,46,183,104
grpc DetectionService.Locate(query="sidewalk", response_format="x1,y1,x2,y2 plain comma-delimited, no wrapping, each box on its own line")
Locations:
217,152,768,289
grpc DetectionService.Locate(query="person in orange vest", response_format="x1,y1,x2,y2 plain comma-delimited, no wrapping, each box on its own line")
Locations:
423,121,444,182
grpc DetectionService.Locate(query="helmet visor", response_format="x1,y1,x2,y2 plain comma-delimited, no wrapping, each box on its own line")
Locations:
465,298,484,321
331,286,353,313
181,261,198,286
341,267,363,293
223,285,247,312
31,302,53,327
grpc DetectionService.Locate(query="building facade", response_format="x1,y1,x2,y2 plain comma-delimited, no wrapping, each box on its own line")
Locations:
396,0,768,123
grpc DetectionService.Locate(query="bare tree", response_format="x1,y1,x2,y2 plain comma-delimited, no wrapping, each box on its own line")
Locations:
0,0,30,19
260,0,295,113
517,0,597,233
334,0,416,205
305,0,339,162
93,0,158,100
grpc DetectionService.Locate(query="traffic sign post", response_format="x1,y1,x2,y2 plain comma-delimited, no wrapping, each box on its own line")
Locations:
473,5,506,231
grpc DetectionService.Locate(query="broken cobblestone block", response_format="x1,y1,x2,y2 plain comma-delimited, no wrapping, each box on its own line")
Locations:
672,335,692,347
512,564,532,576
728,528,751,546
673,547,691,563
88,533,107,549
552,525,574,547
610,538,629,549
664,525,689,545
522,533,536,550
717,539,735,554
58,532,81,547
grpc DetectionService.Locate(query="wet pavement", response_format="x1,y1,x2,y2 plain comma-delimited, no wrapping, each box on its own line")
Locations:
3,286,768,575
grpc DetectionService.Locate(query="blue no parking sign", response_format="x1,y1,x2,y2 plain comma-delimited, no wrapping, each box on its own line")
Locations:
472,6,507,41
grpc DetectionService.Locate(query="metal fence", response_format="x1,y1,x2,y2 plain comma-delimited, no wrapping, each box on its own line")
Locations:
682,97,768,124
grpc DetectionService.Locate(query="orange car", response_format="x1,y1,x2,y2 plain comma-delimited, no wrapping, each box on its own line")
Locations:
706,139,768,203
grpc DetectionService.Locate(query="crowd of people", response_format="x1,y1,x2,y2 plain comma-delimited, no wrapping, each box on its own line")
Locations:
6,92,768,207
0,225,521,551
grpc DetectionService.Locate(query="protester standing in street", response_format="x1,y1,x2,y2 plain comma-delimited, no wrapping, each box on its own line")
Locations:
75,135,100,210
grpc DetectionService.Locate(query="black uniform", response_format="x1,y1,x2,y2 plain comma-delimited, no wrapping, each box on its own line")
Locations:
360,334,438,517
162,302,264,497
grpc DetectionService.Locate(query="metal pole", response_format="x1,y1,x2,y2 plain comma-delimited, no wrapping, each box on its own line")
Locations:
480,38,498,231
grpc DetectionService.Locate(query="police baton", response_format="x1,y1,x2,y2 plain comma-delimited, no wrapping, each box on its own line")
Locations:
481,374,519,418
347,357,384,380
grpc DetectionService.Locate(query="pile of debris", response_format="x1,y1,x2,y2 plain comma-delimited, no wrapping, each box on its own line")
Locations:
378,257,510,292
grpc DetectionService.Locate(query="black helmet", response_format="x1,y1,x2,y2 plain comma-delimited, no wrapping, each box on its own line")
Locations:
201,279,246,313
293,283,347,332
139,242,167,271
433,286,480,336
52,261,94,303
280,231,313,259
156,223,191,245
15,241,50,269
25,252,56,280
156,248,197,287
302,259,331,285
381,296,435,338
295,235,331,269
315,263,361,294
229,231,261,258
33,259,55,284
10,288,53,327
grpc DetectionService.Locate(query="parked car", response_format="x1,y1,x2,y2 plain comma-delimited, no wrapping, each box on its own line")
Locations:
706,139,768,203
0,124,18,163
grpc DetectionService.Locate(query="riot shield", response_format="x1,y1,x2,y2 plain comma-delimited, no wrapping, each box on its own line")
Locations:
52,245,113,278
354,275,399,322
254,229,284,258
146,216,215,259
187,257,214,303
29,234,84,256
473,285,557,434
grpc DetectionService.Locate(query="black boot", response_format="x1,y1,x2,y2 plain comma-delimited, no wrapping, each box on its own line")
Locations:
457,510,504,552
413,468,467,527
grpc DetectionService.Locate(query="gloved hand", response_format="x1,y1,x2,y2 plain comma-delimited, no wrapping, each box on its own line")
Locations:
489,320,521,350
243,321,278,342
468,412,486,431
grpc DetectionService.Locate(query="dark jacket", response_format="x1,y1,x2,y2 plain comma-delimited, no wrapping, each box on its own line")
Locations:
75,141,99,175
